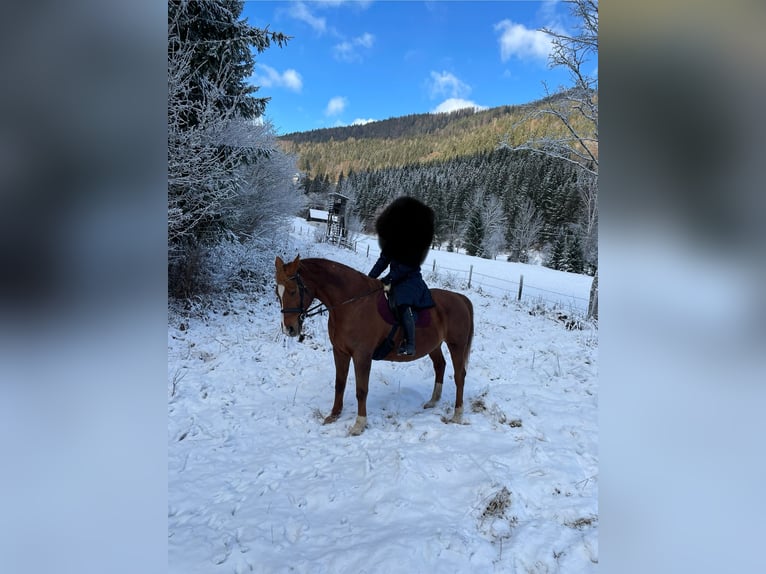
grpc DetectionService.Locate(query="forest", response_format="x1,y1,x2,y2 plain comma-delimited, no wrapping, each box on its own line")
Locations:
300,145,597,275
278,93,594,182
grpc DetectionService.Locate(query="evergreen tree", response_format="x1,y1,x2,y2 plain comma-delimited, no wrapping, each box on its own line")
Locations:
548,232,567,270
168,0,289,126
168,0,294,297
463,208,485,257
565,233,585,274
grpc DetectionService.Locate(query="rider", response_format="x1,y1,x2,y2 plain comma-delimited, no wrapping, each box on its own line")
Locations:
367,197,435,356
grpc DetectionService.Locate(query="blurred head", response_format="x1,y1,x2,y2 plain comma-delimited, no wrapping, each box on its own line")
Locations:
375,196,434,267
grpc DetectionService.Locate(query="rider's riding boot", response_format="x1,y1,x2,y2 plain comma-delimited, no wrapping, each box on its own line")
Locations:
398,307,416,356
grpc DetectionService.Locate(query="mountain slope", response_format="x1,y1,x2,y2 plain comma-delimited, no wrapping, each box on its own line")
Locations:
278,92,596,180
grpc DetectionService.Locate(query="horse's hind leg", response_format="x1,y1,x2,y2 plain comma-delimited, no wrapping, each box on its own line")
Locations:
446,341,468,424
424,346,446,409
324,347,350,425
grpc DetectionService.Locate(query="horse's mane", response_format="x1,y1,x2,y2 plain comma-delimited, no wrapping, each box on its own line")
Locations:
300,258,378,289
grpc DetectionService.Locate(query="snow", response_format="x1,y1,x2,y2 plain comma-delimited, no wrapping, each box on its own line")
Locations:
169,218,598,573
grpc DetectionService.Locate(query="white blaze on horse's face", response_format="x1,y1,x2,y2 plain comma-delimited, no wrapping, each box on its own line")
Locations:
278,281,302,337
277,283,290,334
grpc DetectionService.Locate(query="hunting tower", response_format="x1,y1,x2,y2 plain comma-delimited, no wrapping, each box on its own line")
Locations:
326,192,349,245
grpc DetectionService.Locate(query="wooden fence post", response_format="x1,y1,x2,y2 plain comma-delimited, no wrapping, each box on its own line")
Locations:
587,271,598,320
366,245,369,257
468,265,473,288
517,274,524,301
432,260,436,273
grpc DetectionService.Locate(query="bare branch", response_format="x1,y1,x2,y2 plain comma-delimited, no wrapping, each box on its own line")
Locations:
505,0,598,177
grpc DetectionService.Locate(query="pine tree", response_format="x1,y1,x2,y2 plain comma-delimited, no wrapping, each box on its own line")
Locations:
548,232,567,270
463,208,485,257
168,0,289,126
168,0,293,297
565,233,585,274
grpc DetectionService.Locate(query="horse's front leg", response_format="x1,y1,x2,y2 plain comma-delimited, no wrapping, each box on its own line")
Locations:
324,347,350,425
349,353,372,436
424,346,446,409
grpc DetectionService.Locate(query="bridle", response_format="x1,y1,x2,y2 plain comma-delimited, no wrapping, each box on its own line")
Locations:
279,273,325,323
279,272,383,322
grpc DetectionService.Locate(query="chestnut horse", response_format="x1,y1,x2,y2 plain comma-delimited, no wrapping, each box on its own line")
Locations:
275,255,474,435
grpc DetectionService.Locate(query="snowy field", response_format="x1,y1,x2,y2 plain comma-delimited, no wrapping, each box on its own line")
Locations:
168,219,598,573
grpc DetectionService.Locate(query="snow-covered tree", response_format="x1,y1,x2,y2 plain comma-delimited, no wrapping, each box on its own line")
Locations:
480,194,507,259
463,208,485,257
565,233,585,273
508,196,544,263
461,189,506,259
510,0,598,177
548,231,567,271
168,0,297,297
574,171,598,273
219,119,303,240
168,0,288,126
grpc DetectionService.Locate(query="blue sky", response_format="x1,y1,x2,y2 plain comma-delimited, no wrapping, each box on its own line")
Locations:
243,1,585,135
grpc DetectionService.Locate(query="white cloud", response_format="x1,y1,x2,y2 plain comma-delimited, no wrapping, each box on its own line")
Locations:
355,33,374,48
325,96,348,116
428,71,471,99
333,33,375,62
251,64,303,92
351,118,376,126
494,19,552,62
281,69,303,91
431,98,487,114
289,2,326,33
333,42,356,62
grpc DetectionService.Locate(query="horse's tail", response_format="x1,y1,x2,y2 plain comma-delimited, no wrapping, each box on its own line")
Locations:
463,294,474,368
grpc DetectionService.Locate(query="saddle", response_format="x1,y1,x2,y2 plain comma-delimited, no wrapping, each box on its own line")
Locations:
376,291,431,327
372,291,431,360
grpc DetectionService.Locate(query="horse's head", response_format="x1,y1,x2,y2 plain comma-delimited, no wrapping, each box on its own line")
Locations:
275,255,312,337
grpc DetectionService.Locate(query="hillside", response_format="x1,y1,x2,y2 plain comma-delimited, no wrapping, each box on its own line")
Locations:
278,91,596,181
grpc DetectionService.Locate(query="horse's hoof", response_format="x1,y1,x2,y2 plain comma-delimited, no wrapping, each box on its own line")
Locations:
348,416,367,436
441,407,464,424
424,384,443,409
323,414,339,425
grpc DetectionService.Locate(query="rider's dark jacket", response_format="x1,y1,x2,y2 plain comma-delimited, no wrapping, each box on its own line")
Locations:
368,252,434,310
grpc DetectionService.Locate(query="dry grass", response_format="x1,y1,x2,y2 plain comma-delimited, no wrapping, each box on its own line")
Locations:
565,516,598,529
481,486,512,521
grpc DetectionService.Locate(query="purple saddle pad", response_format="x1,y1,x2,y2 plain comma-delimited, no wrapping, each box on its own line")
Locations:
376,292,431,327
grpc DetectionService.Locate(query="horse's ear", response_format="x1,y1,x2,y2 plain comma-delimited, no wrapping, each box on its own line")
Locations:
275,256,284,269
293,254,301,265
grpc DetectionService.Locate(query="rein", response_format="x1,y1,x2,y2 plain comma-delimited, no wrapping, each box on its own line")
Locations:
280,272,383,321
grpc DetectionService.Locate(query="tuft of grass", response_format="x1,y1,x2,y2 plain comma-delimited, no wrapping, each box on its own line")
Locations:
471,397,487,413
565,515,598,529
481,486,511,521
470,389,489,413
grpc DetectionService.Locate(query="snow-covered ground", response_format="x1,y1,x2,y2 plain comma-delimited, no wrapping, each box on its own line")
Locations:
168,219,598,573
